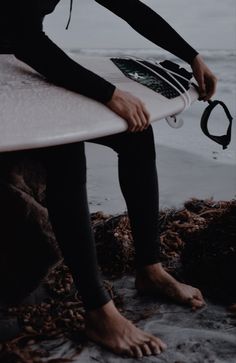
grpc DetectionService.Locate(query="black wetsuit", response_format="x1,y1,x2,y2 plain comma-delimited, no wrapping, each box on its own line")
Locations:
0,0,198,311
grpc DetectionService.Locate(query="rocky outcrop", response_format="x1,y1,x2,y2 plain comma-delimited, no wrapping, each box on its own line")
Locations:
0,151,60,304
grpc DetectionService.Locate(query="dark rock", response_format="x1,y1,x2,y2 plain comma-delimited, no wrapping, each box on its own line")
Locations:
0,151,60,304
0,315,20,342
182,200,236,303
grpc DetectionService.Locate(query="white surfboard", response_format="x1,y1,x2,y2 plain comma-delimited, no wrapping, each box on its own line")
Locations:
0,54,199,152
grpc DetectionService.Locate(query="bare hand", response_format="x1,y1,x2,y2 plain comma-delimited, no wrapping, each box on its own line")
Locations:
191,54,218,101
106,88,150,132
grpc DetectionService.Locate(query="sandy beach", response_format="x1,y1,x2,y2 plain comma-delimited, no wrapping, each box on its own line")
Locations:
77,276,236,363
20,280,236,363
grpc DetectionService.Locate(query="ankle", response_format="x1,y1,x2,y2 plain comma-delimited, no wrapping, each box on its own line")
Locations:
85,300,118,320
137,262,165,276
136,263,172,285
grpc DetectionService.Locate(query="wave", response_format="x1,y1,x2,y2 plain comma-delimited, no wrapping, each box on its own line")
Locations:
68,48,236,62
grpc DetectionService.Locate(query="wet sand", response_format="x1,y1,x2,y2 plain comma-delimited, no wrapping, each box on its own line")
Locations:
77,275,236,363
85,140,236,214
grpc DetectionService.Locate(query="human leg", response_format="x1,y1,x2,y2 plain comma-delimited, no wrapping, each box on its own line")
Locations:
88,126,205,310
36,141,166,357
88,125,160,268
36,142,112,311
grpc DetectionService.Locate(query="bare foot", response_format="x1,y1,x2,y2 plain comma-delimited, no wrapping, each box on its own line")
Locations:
135,263,206,311
84,300,167,358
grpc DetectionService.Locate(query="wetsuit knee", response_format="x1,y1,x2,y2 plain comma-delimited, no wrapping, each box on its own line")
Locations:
118,124,156,162
42,141,87,185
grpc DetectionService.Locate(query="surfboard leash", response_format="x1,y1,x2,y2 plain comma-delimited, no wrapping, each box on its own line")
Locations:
190,82,233,150
150,61,233,150
199,98,233,150
146,59,233,150
111,57,233,150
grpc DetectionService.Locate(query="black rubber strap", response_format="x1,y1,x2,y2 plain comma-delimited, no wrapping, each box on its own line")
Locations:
200,99,233,150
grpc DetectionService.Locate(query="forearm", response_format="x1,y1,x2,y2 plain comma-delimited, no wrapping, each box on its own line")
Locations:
14,32,115,103
96,0,198,64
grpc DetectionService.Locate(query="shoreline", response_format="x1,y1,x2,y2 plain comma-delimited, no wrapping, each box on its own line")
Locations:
86,141,236,214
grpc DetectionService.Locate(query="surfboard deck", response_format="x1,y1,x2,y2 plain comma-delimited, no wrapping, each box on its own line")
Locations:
0,54,199,152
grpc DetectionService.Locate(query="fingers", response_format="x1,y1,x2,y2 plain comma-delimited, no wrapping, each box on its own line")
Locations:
142,104,151,128
197,72,206,99
128,110,143,132
106,89,151,132
191,54,218,102
129,103,150,132
203,75,218,101
130,104,150,132
197,73,218,102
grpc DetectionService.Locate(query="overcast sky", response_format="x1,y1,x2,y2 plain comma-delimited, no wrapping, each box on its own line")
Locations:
44,0,236,51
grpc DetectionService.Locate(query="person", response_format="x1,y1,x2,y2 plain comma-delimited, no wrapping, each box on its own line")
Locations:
0,0,218,358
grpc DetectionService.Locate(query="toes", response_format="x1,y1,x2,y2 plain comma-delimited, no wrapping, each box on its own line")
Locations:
149,340,161,355
148,335,167,352
139,342,152,356
121,347,135,358
194,289,206,303
189,297,205,310
116,344,135,358
130,345,143,359
191,303,201,311
160,340,167,352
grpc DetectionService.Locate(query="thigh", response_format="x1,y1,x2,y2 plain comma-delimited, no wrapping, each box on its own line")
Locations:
0,142,87,189
36,141,85,166
87,124,156,160
0,142,84,167
32,141,87,185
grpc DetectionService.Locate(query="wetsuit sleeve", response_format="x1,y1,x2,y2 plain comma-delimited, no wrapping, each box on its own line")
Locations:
13,1,115,103
95,0,198,65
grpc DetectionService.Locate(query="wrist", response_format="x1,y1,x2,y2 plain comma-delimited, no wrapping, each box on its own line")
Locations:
106,87,118,104
106,87,123,105
190,53,205,69
189,52,200,67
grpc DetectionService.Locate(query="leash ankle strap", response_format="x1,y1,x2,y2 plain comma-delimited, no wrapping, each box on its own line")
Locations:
200,99,233,150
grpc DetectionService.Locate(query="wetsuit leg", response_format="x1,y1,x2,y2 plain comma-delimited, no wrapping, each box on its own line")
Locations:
36,142,112,311
88,124,160,268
